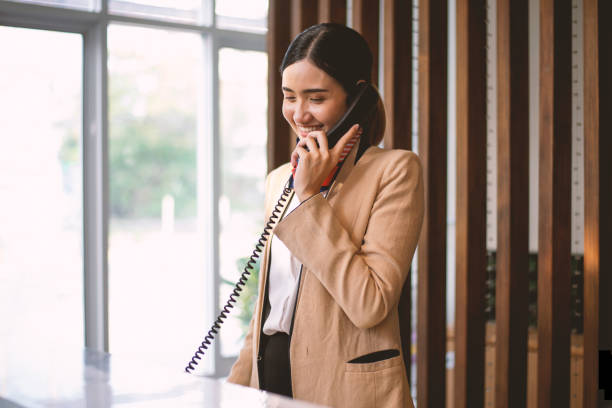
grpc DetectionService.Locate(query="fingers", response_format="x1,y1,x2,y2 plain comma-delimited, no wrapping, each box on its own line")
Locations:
292,136,315,168
291,149,299,168
305,130,329,152
296,136,321,156
297,133,322,149
304,136,319,154
294,144,309,158
292,123,359,171
331,124,361,159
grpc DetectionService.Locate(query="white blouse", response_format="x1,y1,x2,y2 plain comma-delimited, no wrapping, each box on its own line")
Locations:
262,193,302,336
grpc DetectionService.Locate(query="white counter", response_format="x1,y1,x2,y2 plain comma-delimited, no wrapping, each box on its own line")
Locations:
0,348,327,408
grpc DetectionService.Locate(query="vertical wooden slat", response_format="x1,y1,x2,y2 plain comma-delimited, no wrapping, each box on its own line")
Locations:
383,1,414,384
582,2,598,405
318,0,346,24
267,0,291,173
416,0,447,405
351,0,379,84
495,0,529,406
290,0,318,40
537,0,572,407
455,0,487,407
382,0,412,149
582,2,599,406
583,0,612,406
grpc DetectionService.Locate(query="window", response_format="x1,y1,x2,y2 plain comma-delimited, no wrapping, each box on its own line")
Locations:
217,47,267,357
108,0,204,24
0,26,84,353
107,23,207,365
4,0,95,11
215,0,268,32
0,0,267,378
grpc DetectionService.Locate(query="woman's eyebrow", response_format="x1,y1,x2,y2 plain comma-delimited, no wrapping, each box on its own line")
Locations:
282,86,329,93
303,88,329,93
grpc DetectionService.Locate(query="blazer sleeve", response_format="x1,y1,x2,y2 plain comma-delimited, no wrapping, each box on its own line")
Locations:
273,151,424,329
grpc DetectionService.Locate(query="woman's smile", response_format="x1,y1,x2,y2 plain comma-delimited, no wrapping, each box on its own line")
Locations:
296,124,324,138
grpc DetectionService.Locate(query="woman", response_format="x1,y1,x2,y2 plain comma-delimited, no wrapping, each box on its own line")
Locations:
227,23,423,408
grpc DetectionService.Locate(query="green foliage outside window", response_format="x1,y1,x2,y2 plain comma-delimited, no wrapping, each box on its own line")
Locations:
109,114,197,218
107,71,198,219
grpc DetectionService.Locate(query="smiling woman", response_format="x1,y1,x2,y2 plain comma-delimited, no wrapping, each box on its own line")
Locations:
226,23,423,408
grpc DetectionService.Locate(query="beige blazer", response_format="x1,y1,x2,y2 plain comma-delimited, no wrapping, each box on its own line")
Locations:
227,144,424,408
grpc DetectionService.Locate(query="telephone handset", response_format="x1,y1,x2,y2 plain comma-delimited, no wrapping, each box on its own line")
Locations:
185,82,379,374
325,81,378,149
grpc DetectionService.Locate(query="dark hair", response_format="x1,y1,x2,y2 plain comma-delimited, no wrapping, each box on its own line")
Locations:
280,23,386,145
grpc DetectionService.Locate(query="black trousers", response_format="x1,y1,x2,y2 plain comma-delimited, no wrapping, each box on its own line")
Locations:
260,332,293,398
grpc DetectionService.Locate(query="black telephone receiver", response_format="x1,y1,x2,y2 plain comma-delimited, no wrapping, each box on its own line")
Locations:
326,82,378,148
185,82,379,374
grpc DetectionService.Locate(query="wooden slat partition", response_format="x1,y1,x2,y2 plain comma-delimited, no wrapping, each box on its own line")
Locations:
267,0,292,172
264,2,610,406
290,0,318,40
495,0,529,406
416,0,447,406
583,0,612,406
455,1,487,407
537,0,572,407
599,0,612,399
351,0,379,84
382,0,412,150
318,0,346,24
380,0,414,385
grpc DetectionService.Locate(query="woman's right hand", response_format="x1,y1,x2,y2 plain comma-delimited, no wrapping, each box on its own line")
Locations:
291,124,361,201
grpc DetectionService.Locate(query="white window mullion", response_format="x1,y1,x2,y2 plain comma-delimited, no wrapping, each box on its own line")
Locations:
83,19,109,352
203,0,214,27
192,31,218,376
210,34,227,377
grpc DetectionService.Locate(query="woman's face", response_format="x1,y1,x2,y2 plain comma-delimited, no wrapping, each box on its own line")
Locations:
281,59,348,141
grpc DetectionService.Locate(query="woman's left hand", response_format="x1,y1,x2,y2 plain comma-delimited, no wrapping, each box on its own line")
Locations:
291,124,361,201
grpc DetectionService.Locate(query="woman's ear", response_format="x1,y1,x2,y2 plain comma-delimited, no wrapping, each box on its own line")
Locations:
347,80,368,104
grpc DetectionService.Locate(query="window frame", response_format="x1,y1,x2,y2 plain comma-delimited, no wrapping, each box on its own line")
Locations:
0,0,266,377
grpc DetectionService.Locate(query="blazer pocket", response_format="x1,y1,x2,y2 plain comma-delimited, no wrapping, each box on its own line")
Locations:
345,349,401,373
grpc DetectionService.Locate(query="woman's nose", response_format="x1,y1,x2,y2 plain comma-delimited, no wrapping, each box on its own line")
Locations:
293,101,312,123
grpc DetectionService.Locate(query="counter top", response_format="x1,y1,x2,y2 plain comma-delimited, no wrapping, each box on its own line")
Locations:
0,348,326,408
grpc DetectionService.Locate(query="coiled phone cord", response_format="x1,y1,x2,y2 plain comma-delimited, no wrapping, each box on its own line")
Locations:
185,180,294,373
